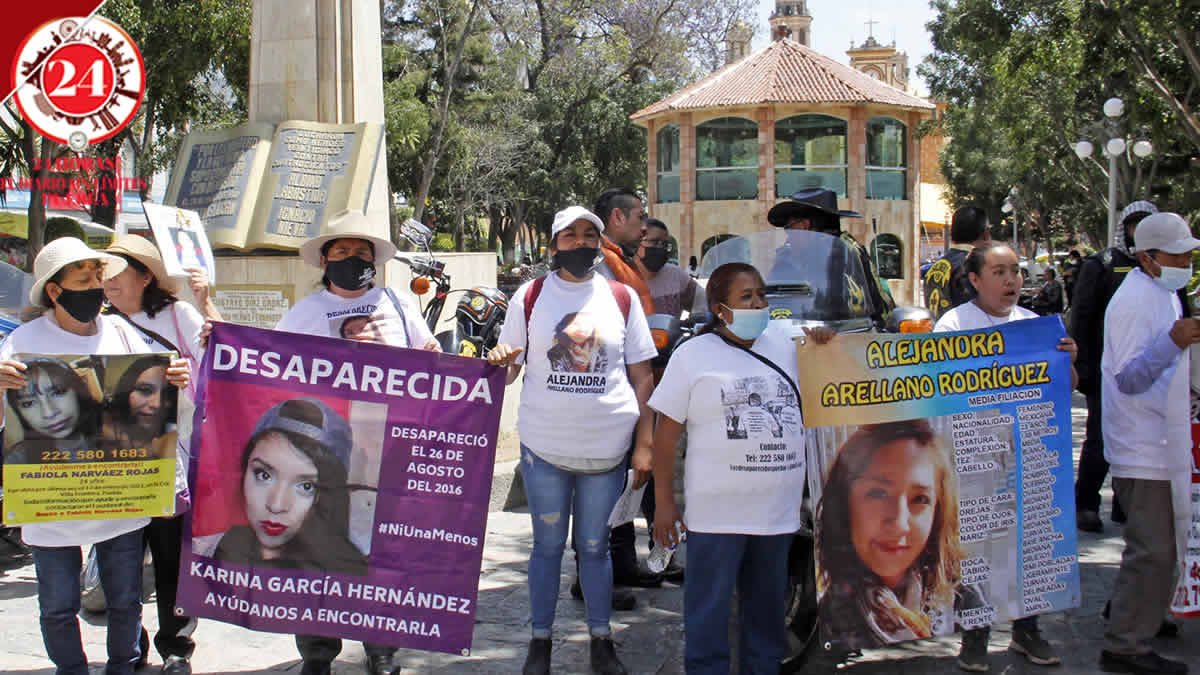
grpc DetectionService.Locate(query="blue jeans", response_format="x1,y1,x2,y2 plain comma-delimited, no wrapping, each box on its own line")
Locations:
33,529,145,675
684,531,791,675
521,445,625,637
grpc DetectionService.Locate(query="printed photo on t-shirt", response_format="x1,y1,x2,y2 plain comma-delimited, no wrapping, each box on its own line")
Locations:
720,374,801,440
546,311,609,373
326,308,406,346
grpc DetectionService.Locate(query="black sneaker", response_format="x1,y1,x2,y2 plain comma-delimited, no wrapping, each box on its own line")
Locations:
589,637,629,675
522,638,551,675
612,563,662,588
1010,626,1061,666
1077,510,1103,533
365,653,400,675
662,555,685,583
957,629,989,672
570,579,637,611
160,656,191,675
1100,649,1188,674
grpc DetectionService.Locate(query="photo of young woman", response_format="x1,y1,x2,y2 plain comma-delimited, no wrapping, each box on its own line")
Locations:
101,355,177,458
4,357,104,464
210,397,367,577
815,419,984,650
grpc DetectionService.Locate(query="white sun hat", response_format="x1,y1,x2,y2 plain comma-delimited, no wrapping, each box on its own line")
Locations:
550,206,605,238
30,237,128,308
298,210,398,268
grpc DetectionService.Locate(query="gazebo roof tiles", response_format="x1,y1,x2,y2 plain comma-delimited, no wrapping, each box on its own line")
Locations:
631,38,934,120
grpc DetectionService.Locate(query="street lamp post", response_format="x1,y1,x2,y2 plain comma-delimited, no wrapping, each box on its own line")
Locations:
1073,97,1152,249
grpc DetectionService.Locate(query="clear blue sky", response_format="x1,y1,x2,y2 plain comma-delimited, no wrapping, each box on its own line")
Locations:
753,0,938,93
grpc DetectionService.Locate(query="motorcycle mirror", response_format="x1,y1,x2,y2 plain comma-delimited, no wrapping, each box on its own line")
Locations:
400,218,433,250
410,277,431,295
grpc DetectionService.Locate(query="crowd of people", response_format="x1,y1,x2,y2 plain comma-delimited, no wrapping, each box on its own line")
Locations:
0,187,1195,675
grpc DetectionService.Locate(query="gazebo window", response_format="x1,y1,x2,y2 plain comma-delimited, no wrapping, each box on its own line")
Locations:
656,125,680,203
866,116,907,200
870,233,904,279
696,117,758,200
774,114,847,197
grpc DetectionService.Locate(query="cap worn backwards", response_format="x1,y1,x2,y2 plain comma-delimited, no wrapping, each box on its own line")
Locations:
251,398,354,470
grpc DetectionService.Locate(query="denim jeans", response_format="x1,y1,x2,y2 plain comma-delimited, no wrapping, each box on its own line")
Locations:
521,444,625,637
33,529,145,675
684,531,791,675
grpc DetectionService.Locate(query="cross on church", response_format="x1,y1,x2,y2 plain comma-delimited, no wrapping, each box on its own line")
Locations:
865,17,879,38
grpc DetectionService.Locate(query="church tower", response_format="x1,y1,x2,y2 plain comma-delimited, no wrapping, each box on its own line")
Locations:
725,21,753,64
769,0,812,46
847,29,910,91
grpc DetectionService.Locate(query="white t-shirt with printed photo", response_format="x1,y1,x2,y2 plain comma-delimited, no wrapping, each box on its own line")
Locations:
0,313,153,547
648,326,805,535
933,301,1037,332
275,286,434,349
498,273,658,461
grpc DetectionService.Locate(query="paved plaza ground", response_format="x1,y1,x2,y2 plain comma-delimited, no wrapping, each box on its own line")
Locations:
1,393,1197,673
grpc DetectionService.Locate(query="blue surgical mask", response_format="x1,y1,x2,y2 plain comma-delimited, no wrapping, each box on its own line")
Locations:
1153,261,1193,292
720,304,770,341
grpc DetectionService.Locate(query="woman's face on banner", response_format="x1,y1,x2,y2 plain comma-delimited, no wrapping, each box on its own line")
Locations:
130,366,168,433
243,432,319,559
16,370,81,439
848,439,938,588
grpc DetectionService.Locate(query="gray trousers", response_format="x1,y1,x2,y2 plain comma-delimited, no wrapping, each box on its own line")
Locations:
1103,478,1177,655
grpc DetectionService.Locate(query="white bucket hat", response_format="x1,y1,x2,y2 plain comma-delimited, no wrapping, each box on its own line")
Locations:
31,237,128,308
298,210,398,268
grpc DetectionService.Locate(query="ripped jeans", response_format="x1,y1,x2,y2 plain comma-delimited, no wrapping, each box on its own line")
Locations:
520,445,625,637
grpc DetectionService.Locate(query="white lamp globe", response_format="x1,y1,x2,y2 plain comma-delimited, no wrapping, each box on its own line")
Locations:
1103,97,1124,118
1074,140,1094,159
1001,201,1013,214
1133,139,1153,158
1106,138,1126,156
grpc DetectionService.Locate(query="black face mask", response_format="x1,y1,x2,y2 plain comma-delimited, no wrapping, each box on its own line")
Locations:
554,247,601,278
641,247,669,273
54,287,105,323
325,256,376,291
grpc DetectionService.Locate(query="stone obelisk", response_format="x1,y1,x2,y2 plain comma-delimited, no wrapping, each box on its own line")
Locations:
248,0,390,237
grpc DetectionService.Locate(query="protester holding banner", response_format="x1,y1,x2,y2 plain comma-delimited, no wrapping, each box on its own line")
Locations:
0,237,189,675
103,233,216,675
275,209,438,352
647,261,830,674
1099,212,1199,675
487,205,658,675
271,209,433,675
934,243,1075,672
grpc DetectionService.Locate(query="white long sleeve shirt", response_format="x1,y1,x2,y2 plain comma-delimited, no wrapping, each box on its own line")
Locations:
1101,268,1190,480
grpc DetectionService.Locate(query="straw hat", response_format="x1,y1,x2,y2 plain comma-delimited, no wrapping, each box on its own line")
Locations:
106,234,175,291
30,237,128,308
298,210,397,268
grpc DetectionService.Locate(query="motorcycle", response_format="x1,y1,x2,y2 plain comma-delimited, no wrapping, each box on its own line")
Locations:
394,219,508,358
695,229,932,672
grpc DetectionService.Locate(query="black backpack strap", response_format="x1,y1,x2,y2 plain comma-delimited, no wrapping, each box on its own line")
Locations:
102,306,181,353
714,333,803,421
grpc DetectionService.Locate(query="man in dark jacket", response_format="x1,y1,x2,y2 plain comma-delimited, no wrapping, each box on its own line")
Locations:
924,205,992,320
1032,268,1064,316
1070,201,1157,532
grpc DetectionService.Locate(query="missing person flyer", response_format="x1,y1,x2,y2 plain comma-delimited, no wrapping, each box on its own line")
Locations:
2,353,178,524
177,323,505,655
796,316,1079,650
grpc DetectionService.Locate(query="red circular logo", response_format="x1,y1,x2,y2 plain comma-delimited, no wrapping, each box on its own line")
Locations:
41,43,117,117
11,17,144,150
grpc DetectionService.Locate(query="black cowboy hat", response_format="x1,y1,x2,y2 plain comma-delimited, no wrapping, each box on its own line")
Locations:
767,188,862,227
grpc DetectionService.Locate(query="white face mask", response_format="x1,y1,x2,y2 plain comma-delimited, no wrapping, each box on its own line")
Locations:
1150,256,1193,292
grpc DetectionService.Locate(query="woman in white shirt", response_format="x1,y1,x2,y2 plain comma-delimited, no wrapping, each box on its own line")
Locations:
0,237,189,675
103,233,219,674
648,261,832,674
274,209,434,675
933,243,1075,672
487,206,657,675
